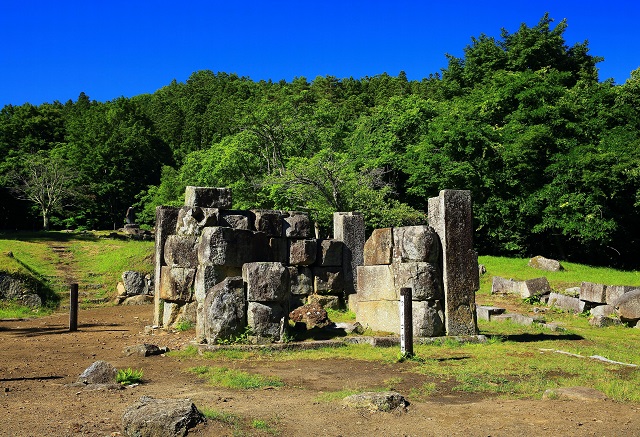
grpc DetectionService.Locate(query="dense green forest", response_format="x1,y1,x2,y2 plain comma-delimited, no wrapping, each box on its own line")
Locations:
1,15,639,268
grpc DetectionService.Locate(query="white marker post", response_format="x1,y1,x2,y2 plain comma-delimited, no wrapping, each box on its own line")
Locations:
399,287,413,357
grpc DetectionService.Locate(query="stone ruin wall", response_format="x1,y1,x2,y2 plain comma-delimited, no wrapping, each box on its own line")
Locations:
154,186,479,343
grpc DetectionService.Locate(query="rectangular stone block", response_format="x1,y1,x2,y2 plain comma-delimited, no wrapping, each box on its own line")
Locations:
313,266,345,295
580,282,607,304
356,300,399,334
606,285,635,305
289,239,317,266
176,206,218,235
163,235,199,268
194,265,241,343
356,265,396,301
284,212,312,238
393,262,442,301
413,300,444,337
154,206,180,326
288,266,313,295
317,239,344,267
364,228,393,265
521,277,551,298
268,237,288,263
491,276,519,295
247,301,286,340
243,262,289,302
219,210,254,230
253,210,284,237
198,227,268,267
203,276,246,344
159,266,195,303
392,225,439,263
333,212,365,294
184,186,232,209
547,292,582,313
428,190,478,335
475,305,506,321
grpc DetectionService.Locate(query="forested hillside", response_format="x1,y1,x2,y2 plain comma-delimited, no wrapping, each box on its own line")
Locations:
1,15,639,268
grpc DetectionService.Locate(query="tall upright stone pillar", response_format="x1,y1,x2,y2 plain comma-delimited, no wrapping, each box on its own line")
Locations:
333,212,365,295
428,190,479,335
153,206,180,326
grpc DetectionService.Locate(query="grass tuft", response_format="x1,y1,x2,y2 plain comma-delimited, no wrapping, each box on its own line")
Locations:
189,366,284,389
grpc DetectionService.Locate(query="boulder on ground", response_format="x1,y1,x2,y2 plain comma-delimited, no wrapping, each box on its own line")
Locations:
589,315,622,328
122,396,204,437
528,256,564,272
78,360,117,384
342,391,408,411
613,288,640,322
580,282,607,304
121,271,148,295
289,302,330,328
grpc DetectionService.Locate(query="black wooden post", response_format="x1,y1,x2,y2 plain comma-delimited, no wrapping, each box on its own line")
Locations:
400,287,413,357
69,283,78,332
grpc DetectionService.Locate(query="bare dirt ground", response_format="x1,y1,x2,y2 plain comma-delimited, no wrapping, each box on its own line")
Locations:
1,305,639,437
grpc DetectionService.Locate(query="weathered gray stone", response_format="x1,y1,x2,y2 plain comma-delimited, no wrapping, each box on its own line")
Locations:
16,293,41,308
491,276,519,295
392,225,439,263
184,186,232,209
363,228,393,266
121,294,153,305
247,302,286,340
171,301,197,328
313,267,345,295
175,206,218,236
288,239,317,266
243,262,289,302
288,267,313,295
342,391,407,411
267,237,287,263
0,273,30,299
219,210,253,230
317,239,344,267
564,287,581,297
121,271,148,296
283,212,311,238
547,292,583,313
163,235,199,268
154,206,180,326
520,277,551,298
333,212,365,294
122,396,204,437
528,255,564,272
413,300,445,337
356,265,395,301
197,227,267,267
393,262,442,301
159,266,195,303
613,288,640,321
162,301,180,327
492,313,545,326
78,360,117,384
590,304,616,317
253,210,284,237
428,190,478,335
203,276,246,343
123,344,168,357
356,300,399,333
478,264,487,276
606,285,636,305
580,282,607,304
289,302,330,328
475,305,506,321
193,265,241,341
307,294,341,310
588,315,622,328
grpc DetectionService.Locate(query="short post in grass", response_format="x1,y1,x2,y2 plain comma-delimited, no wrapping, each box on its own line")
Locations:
400,287,413,357
69,283,78,332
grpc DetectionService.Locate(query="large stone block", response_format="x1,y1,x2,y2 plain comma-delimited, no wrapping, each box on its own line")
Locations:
356,265,396,301
184,186,232,209
159,266,195,303
154,206,180,326
163,235,199,268
175,206,218,236
194,265,241,341
203,276,246,343
289,239,317,266
317,239,344,267
606,285,635,305
313,266,345,295
253,210,284,237
613,288,640,321
243,262,289,302
283,212,312,238
392,225,439,263
288,266,313,295
364,228,393,266
528,256,563,272
268,237,288,263
413,300,445,337
428,190,478,335
491,276,519,295
547,292,583,313
393,262,442,301
333,212,365,294
580,282,607,304
198,227,267,267
356,300,399,334
520,277,551,298
219,210,254,230
247,302,286,340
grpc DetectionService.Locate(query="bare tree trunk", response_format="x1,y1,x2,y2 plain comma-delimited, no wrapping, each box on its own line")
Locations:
43,212,50,231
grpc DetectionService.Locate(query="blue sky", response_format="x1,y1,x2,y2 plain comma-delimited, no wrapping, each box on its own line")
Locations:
1,1,639,107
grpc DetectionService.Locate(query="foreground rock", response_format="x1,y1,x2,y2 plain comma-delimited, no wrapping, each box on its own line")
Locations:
289,302,330,328
343,391,408,412
78,360,117,384
613,288,640,322
122,396,204,437
528,256,563,272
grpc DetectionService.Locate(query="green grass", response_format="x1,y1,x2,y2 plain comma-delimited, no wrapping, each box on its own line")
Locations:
326,308,356,323
116,368,144,385
189,366,284,389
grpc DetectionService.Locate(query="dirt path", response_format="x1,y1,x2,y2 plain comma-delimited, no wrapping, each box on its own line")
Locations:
46,241,78,286
1,305,639,436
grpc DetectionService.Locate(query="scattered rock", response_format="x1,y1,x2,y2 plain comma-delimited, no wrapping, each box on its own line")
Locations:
17,293,42,308
123,344,169,357
613,288,640,322
122,396,204,437
289,302,330,328
590,304,615,318
589,315,622,327
121,294,153,305
334,321,365,334
342,391,408,412
528,256,564,272
78,360,117,384
542,386,607,401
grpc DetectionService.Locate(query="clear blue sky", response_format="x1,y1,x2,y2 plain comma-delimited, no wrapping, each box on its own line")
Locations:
1,0,639,107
